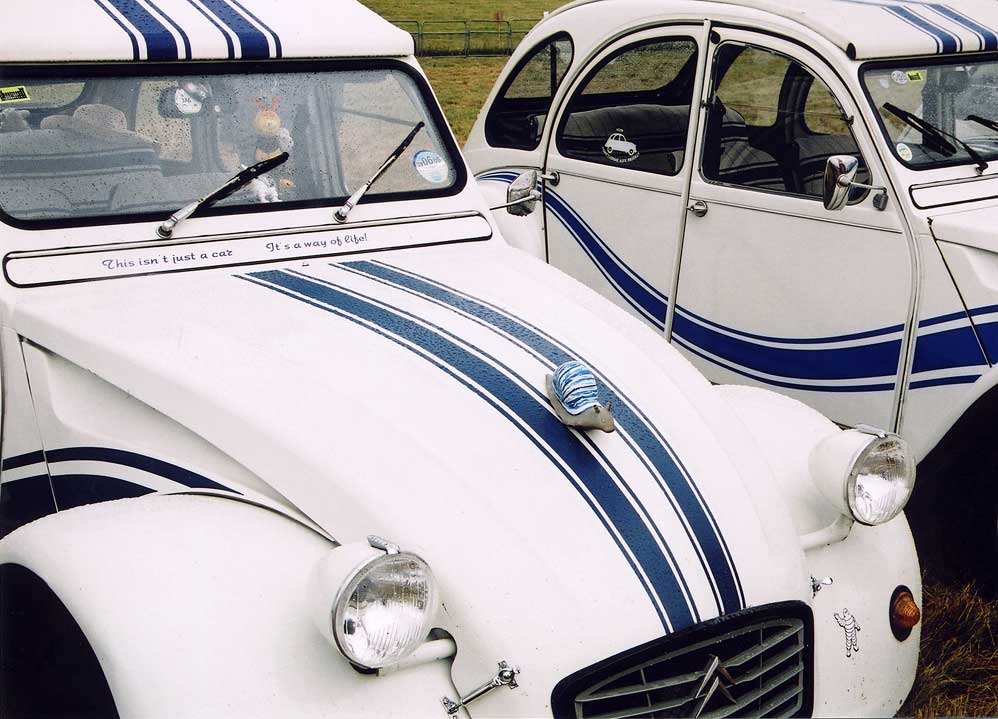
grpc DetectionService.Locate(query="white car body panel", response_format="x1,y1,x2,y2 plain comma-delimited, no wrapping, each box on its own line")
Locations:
467,0,998,476
0,1,920,716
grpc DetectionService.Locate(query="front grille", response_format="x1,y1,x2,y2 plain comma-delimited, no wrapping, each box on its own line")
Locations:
552,602,813,719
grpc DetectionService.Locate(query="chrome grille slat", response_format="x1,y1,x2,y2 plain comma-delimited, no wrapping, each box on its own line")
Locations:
560,608,812,719
730,643,803,685
703,663,804,719
584,669,703,700
717,624,801,669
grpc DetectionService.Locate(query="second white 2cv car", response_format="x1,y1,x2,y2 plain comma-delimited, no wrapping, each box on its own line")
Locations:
467,0,998,569
0,1,920,717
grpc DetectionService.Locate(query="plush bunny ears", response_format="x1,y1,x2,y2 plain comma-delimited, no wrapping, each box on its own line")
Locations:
255,96,281,112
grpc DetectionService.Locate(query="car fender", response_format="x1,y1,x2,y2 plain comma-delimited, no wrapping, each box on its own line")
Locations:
715,384,843,536
0,494,460,718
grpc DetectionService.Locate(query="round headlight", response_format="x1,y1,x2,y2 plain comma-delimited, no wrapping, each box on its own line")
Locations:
309,543,439,670
847,433,916,525
809,428,916,526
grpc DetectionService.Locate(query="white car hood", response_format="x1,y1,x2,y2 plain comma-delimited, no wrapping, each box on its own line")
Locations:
10,240,808,706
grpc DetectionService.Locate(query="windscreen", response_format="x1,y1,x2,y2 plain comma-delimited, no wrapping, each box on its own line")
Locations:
0,64,461,226
863,58,998,169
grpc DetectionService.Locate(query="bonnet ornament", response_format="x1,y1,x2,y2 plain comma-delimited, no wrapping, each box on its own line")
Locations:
546,360,615,433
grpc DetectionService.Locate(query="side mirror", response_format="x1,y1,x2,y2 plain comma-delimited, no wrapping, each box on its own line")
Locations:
823,155,889,212
823,155,859,211
506,170,540,216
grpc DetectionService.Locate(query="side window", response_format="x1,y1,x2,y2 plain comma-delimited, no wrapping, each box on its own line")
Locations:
485,34,573,150
702,43,869,199
556,38,698,176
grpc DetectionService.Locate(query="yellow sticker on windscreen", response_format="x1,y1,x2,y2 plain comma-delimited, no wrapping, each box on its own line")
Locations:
0,86,30,103
906,70,926,83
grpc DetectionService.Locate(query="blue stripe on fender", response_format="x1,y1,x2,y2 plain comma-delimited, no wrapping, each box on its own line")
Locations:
44,447,236,493
340,259,745,615
92,0,141,60
50,474,153,510
1,450,46,472
930,5,998,51
245,268,697,632
198,0,271,59
1,475,57,537
102,0,181,60
884,6,959,53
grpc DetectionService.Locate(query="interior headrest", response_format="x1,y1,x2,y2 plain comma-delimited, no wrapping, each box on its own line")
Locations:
73,103,128,131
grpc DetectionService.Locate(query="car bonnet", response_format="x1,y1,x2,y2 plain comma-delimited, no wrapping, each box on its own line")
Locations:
9,239,809,702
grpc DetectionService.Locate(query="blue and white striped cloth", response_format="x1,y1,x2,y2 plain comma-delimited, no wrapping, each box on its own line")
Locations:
552,360,602,416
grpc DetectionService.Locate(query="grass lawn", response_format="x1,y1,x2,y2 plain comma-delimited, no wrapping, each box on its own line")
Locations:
359,0,563,22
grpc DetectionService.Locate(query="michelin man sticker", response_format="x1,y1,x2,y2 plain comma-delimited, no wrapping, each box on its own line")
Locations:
603,129,639,163
834,609,861,658
413,150,449,183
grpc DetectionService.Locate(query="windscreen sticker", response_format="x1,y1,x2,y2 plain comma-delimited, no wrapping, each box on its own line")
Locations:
413,150,448,183
603,129,640,163
897,142,913,162
906,70,925,83
891,70,909,85
0,86,30,103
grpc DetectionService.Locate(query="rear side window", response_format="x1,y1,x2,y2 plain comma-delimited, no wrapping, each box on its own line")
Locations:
485,34,573,150
555,38,698,176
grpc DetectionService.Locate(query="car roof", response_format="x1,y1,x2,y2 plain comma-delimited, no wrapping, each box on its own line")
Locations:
1,0,413,63
545,0,998,60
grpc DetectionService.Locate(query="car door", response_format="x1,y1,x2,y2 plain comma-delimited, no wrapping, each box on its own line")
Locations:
542,27,704,331
675,30,912,429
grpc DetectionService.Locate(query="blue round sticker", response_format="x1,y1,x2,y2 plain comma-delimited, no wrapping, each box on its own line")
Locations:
413,150,448,184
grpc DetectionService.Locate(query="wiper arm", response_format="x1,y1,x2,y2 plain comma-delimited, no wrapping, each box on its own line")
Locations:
157,151,290,238
334,120,425,223
967,113,998,134
883,102,988,174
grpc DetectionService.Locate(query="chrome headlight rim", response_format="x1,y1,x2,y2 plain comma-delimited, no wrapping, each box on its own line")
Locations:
331,548,439,670
844,430,916,526
809,426,916,527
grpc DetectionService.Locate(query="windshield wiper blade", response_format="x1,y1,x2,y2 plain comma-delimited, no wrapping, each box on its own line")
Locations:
157,151,290,238
883,102,988,174
967,113,998,134
334,120,425,223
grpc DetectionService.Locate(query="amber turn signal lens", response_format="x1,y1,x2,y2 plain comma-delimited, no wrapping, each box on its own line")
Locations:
890,588,921,639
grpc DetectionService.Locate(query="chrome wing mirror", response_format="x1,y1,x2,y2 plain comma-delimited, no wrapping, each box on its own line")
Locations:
489,170,541,216
823,155,888,211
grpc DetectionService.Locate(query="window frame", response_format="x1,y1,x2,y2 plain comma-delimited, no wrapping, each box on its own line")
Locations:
0,58,467,231
698,40,870,203
553,34,700,178
484,32,574,152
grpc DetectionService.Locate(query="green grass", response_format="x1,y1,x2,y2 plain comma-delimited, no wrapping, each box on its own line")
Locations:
360,0,563,22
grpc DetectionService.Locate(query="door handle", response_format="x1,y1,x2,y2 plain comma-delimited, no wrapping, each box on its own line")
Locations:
687,200,708,217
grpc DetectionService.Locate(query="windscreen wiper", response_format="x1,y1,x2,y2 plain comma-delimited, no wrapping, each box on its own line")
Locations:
882,102,988,174
334,121,425,223
157,151,290,238
967,114,998,134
